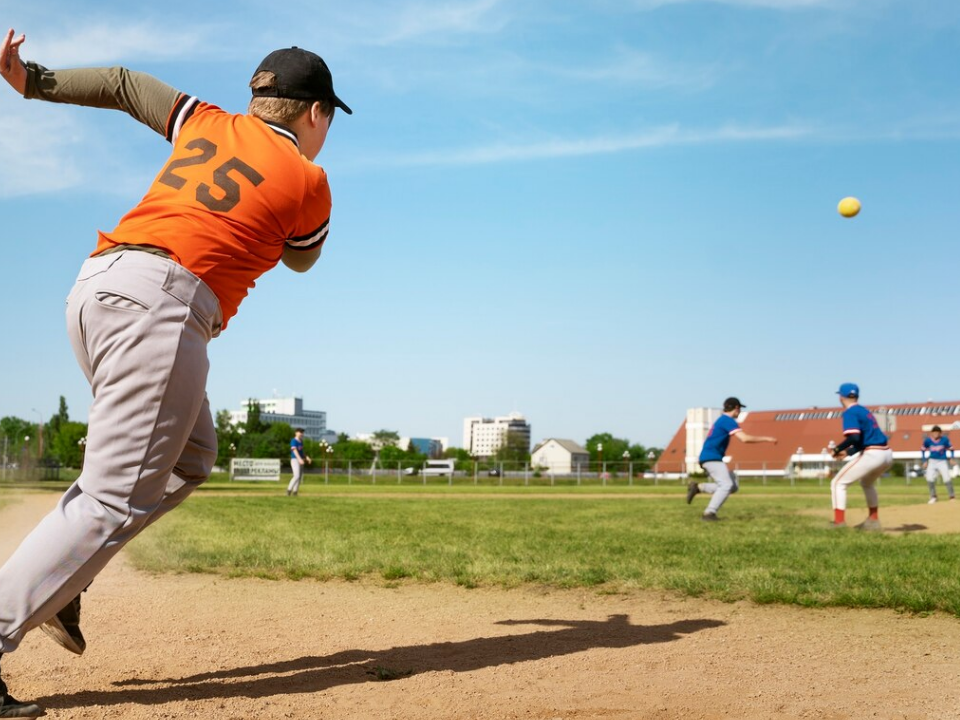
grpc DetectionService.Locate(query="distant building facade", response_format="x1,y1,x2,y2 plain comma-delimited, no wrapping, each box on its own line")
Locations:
351,434,449,457
229,397,330,442
407,437,448,458
463,413,531,458
531,439,590,474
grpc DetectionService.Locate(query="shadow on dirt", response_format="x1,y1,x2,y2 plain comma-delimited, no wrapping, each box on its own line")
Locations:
887,523,928,533
39,614,724,709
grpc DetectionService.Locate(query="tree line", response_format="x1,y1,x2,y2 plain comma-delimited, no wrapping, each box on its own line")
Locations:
1,398,663,472
1,397,88,468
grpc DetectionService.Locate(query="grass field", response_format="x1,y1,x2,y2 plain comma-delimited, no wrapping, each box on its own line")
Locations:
105,477,960,617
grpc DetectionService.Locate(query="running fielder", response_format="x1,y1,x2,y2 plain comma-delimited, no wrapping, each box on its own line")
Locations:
921,425,955,504
0,27,350,717
828,383,893,530
687,397,777,521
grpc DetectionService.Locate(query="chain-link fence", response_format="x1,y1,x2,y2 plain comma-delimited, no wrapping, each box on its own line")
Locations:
0,458,62,482
292,459,692,486
290,458,921,488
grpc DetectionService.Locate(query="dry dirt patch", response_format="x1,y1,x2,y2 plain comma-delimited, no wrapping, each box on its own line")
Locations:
1,492,958,720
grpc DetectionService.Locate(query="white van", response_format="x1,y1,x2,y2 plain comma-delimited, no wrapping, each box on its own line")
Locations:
420,459,456,477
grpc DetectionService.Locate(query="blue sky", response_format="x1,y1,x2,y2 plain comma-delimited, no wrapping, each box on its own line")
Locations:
1,0,959,448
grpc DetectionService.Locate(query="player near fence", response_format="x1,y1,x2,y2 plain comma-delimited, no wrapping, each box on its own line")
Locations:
0,26,350,718
286,428,312,496
828,383,893,530
686,397,777,521
921,425,955,504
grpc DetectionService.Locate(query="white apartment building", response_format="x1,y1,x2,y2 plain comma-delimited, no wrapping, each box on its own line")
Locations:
463,412,531,458
229,397,330,442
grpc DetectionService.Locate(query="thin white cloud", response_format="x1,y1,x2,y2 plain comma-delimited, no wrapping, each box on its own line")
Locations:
631,0,829,7
369,124,813,167
0,109,84,197
24,22,208,67
551,46,718,91
370,0,510,45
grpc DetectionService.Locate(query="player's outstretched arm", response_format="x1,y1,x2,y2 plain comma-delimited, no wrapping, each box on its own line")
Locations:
0,29,27,95
4,29,182,137
735,432,777,444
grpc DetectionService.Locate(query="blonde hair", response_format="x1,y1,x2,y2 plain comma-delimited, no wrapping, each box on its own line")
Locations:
248,71,335,125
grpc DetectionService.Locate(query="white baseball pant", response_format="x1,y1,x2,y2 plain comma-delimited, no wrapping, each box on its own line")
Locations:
0,251,222,652
287,459,304,494
830,447,893,511
700,461,739,515
925,459,955,499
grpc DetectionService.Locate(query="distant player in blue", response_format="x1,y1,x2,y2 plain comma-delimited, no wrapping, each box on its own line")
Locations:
921,425,955,504
286,428,312,496
687,397,777,521
828,383,893,530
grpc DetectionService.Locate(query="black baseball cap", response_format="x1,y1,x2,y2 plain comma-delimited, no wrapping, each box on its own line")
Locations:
723,397,745,411
252,47,352,114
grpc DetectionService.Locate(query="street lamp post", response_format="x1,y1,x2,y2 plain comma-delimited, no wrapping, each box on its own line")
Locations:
78,436,87,471
623,450,631,486
320,443,334,484
31,408,44,459
597,442,604,484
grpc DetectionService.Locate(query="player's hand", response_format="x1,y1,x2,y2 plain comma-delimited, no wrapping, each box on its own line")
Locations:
0,29,27,95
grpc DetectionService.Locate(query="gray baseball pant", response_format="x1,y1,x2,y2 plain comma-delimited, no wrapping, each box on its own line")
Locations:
830,447,893,510
925,459,955,499
700,461,738,515
0,251,222,653
287,459,304,494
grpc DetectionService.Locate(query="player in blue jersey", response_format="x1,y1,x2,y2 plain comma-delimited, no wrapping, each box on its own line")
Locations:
687,397,777,521
828,383,893,530
921,425,955,504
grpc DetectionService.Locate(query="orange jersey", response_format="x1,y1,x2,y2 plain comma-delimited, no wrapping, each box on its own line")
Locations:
96,96,331,327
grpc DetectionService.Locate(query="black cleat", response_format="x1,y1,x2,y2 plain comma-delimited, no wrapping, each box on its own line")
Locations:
0,679,43,718
40,593,86,656
701,512,720,522
686,481,700,504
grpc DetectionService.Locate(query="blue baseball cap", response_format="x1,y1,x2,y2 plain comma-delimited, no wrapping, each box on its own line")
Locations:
836,382,859,398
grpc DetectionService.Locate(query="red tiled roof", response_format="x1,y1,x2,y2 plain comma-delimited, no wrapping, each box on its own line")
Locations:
657,400,960,473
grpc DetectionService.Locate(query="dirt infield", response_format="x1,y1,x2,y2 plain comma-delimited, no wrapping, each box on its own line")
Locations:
2,492,959,720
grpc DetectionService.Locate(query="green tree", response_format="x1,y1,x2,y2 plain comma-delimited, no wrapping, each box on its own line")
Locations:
377,441,426,470
237,421,294,462
243,399,268,434
215,409,242,468
443,446,474,472
332,438,376,466
1,416,32,465
371,430,400,449
584,433,630,467
495,431,530,464
49,421,88,467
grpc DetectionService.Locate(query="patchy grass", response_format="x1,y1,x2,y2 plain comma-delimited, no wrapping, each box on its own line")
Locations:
123,484,960,616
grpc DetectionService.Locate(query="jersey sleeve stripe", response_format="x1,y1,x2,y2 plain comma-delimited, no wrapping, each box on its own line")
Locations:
843,429,861,435
286,220,329,251
166,95,200,144
729,428,741,434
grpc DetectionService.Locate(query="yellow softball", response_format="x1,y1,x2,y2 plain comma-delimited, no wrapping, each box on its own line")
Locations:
838,197,861,218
